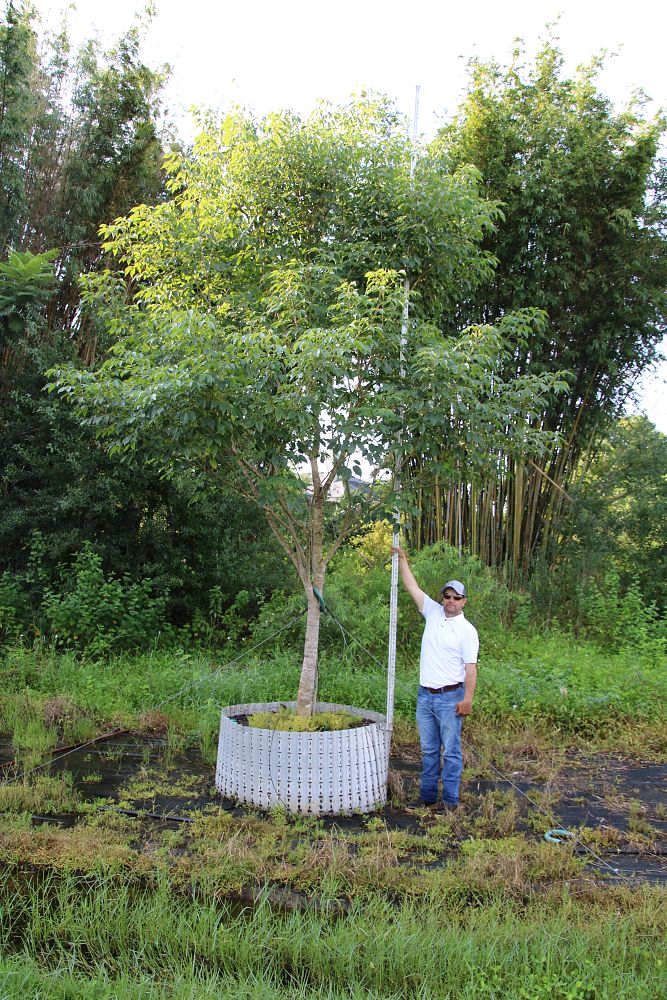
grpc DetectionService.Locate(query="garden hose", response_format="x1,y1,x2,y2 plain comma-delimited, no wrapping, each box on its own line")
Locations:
544,828,576,844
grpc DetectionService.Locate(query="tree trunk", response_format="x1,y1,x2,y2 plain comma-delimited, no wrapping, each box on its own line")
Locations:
470,482,478,557
512,459,524,578
296,478,326,716
296,586,322,716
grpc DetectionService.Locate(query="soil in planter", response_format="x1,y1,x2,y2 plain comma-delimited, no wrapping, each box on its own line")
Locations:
240,708,369,733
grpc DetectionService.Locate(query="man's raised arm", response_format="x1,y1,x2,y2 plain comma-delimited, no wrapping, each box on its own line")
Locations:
391,546,425,612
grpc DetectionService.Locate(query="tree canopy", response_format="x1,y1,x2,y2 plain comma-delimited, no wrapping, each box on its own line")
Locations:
413,39,667,572
0,16,661,674
563,416,667,612
0,5,283,641
0,0,169,340
54,97,566,712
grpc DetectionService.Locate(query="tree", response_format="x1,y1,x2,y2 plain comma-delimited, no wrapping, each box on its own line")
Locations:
0,0,34,253
54,99,566,714
0,247,56,357
0,251,286,628
0,1,169,340
423,39,667,573
559,416,667,612
0,6,239,634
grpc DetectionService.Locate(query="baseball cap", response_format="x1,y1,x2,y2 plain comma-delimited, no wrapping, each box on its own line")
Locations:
440,580,467,597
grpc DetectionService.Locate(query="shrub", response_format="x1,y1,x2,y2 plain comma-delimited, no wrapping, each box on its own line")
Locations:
41,543,171,655
304,537,520,667
0,571,29,642
576,568,666,658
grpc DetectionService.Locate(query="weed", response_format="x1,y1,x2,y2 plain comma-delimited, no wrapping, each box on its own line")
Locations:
13,717,56,755
164,725,185,770
160,828,187,850
120,766,208,804
138,709,170,734
458,836,582,892
385,766,406,805
79,771,103,785
474,789,522,838
198,723,219,765
575,825,624,851
83,808,143,838
0,773,79,815
628,800,659,840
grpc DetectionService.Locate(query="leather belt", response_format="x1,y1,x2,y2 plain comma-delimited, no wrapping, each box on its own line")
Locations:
422,683,463,694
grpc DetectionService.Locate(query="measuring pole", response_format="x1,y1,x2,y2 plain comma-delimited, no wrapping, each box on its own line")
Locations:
386,85,420,739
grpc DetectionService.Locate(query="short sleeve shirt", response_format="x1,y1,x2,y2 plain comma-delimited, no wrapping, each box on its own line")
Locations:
419,594,479,688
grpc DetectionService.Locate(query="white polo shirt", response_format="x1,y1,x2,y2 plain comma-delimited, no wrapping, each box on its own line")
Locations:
419,594,479,688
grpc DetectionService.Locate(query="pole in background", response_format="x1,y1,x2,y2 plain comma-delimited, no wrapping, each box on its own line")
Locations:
386,85,420,740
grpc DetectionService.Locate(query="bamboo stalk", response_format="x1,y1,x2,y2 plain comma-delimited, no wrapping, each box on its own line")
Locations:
470,482,478,557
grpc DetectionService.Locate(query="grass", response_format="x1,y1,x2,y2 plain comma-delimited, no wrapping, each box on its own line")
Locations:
0,869,664,999
0,774,653,904
0,773,80,815
1,621,664,753
0,602,665,997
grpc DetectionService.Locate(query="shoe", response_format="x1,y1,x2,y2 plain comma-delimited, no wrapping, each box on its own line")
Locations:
433,802,459,814
405,799,437,810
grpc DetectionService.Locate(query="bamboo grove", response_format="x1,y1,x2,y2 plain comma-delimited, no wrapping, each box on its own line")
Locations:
403,42,667,578
0,1,166,344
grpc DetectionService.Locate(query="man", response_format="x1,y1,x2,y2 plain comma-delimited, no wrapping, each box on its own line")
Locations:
391,545,479,810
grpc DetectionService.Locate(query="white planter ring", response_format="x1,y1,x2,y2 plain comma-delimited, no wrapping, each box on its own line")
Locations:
215,701,389,815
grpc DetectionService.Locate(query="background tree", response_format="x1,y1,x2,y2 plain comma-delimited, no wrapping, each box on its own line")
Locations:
0,0,169,342
0,247,56,359
54,99,566,714
553,416,667,614
0,250,286,632
0,6,289,639
415,39,667,575
0,0,34,253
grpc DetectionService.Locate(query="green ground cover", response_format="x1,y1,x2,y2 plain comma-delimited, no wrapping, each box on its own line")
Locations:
0,868,665,999
0,631,664,997
0,542,664,997
1,620,664,764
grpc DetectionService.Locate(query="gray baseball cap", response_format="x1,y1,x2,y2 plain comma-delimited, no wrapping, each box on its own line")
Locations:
441,580,467,597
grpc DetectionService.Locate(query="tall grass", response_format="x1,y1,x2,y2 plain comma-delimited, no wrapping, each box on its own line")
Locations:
0,868,665,999
1,540,664,997
1,628,665,746
0,534,664,745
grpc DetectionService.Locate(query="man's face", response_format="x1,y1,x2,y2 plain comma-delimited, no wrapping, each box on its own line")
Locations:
442,589,466,617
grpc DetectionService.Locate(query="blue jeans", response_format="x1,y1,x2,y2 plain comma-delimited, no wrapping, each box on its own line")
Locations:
416,685,463,805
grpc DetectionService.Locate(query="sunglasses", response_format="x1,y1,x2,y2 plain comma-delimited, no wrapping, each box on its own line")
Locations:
442,593,464,601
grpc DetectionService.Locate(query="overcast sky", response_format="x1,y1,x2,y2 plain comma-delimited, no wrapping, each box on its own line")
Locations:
32,0,667,430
